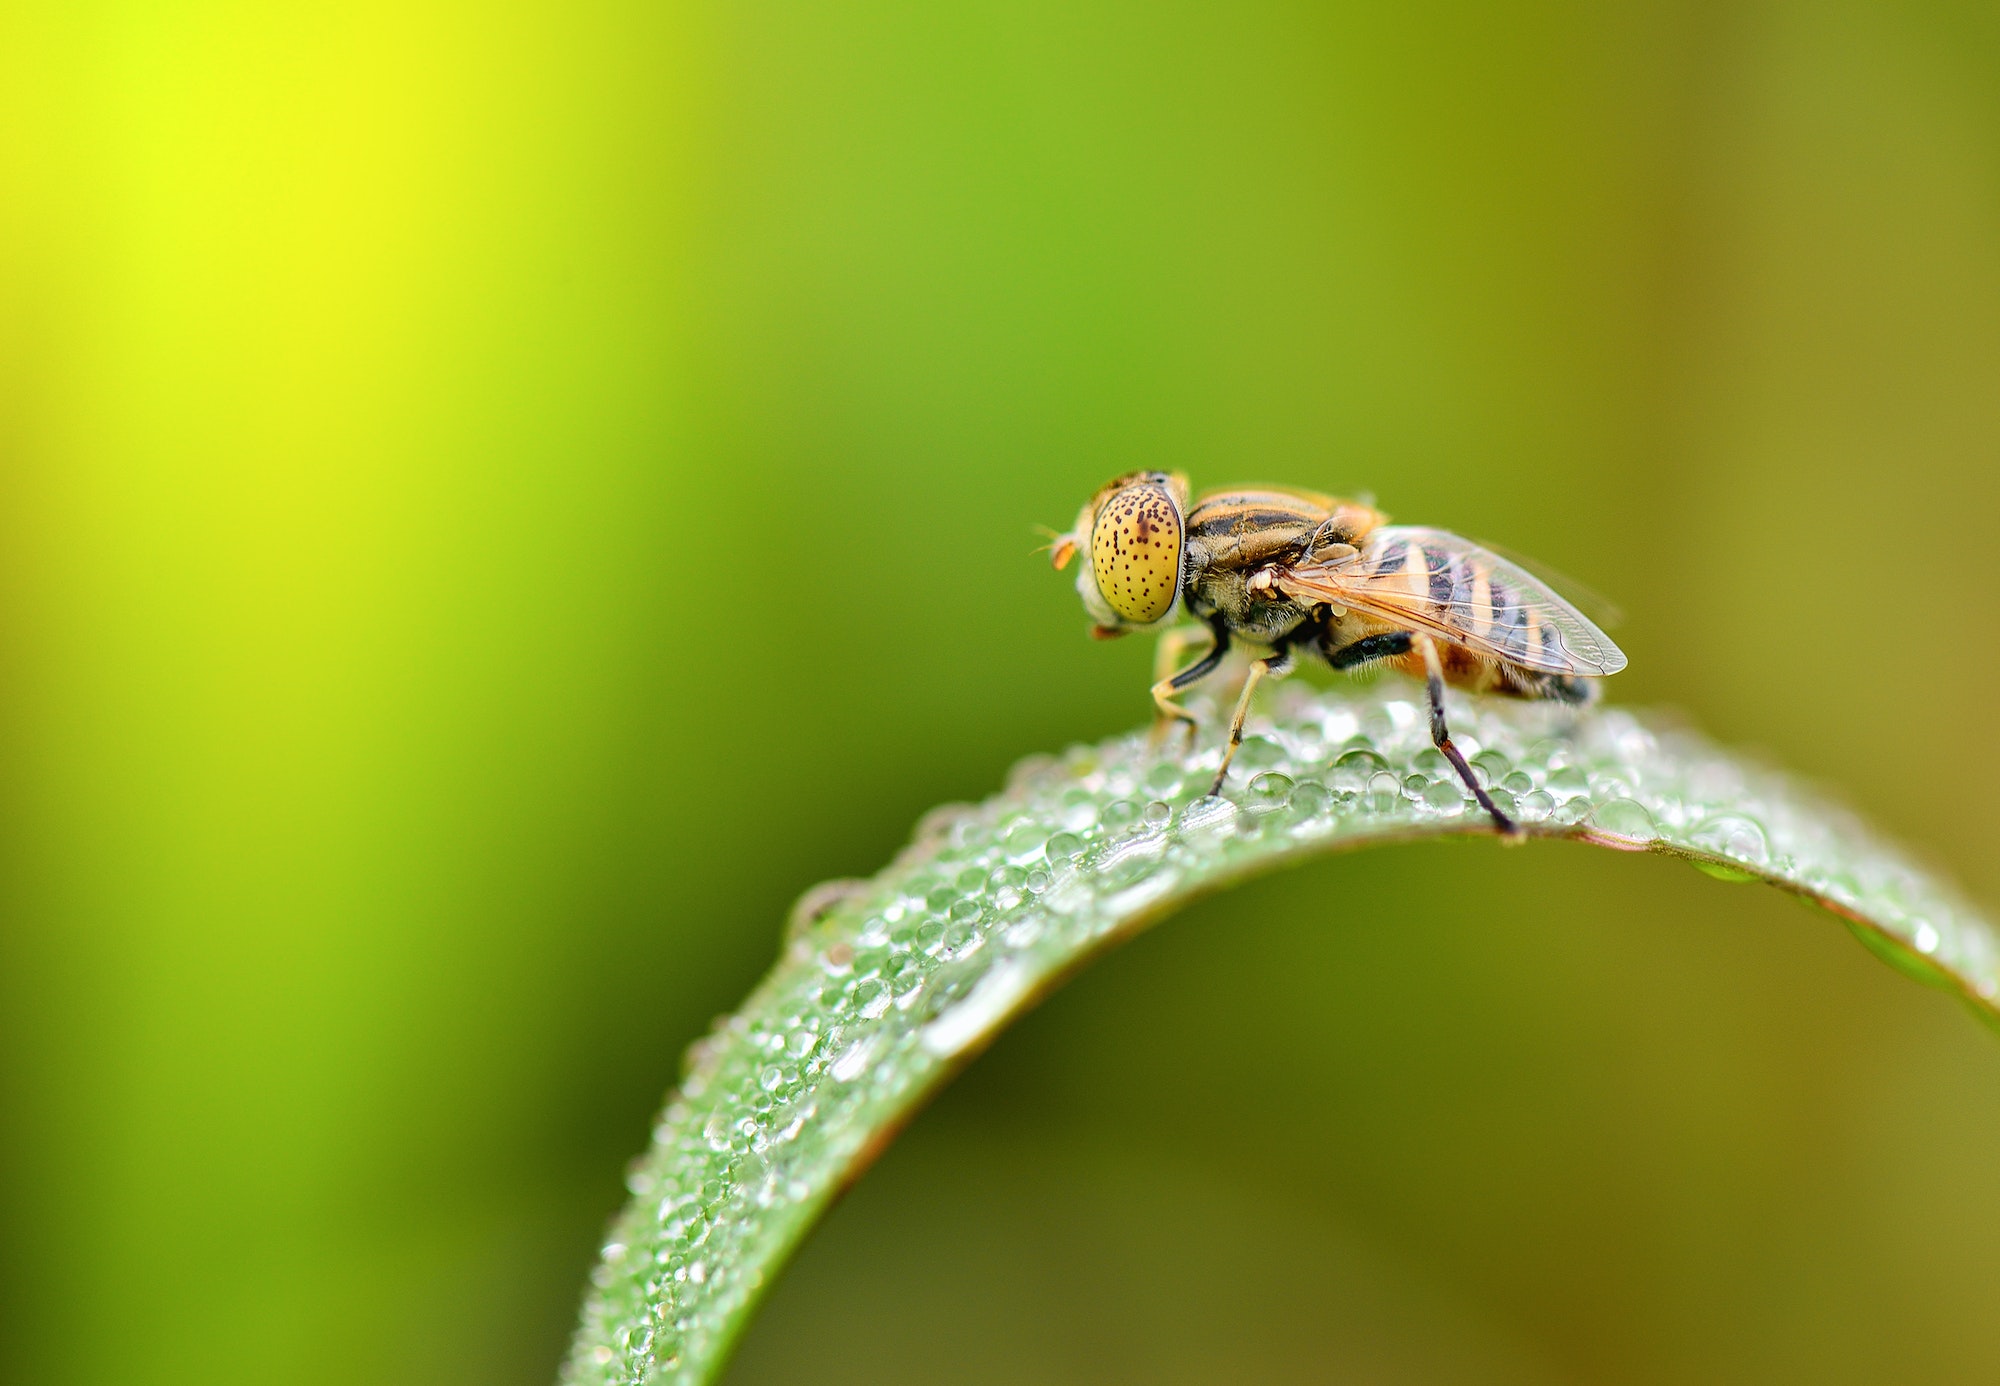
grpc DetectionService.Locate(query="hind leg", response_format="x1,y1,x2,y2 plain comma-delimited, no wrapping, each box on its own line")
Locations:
1415,635,1519,836
1324,630,1412,671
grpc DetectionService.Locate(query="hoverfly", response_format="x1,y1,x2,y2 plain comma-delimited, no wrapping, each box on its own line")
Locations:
1049,472,1626,834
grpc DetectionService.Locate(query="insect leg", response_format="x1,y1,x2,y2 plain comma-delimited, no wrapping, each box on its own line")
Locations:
1324,630,1413,671
1147,624,1205,745
1151,624,1205,684
1150,619,1230,750
1415,635,1519,836
1206,644,1294,797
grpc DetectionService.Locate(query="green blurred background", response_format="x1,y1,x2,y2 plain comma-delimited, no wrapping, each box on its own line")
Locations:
5,1,2000,1382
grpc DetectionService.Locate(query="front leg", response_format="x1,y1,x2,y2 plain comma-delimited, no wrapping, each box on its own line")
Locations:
1150,619,1230,750
1415,635,1519,836
1147,623,1207,746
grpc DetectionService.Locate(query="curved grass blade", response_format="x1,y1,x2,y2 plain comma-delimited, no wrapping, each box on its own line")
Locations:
560,684,1999,1386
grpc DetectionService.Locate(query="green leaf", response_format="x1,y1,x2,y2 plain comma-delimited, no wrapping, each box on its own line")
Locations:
559,684,1998,1385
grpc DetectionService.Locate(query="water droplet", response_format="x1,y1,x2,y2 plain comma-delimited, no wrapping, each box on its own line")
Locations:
1915,922,1941,955
1501,771,1534,796
1688,813,1769,867
911,801,976,846
1547,765,1590,796
1421,779,1464,813
1143,800,1172,828
854,979,890,1019
858,911,894,942
1144,763,1183,796
1045,831,1084,862
1098,833,1166,885
1002,822,1044,860
783,878,869,942
1288,781,1333,818
1058,796,1098,831
947,897,982,924
1330,748,1388,792
1101,799,1140,832
1235,735,1285,772
1380,699,1420,735
1061,745,1101,776
1176,796,1238,835
702,1114,731,1152
1517,790,1556,822
1363,771,1402,813
955,866,988,893
1246,772,1294,810
919,959,1035,1056
1589,798,1658,843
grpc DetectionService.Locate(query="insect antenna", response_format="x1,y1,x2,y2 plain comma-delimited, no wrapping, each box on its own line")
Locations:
1030,523,1078,569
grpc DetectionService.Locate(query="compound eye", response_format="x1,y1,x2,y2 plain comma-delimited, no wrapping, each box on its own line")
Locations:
1089,484,1183,623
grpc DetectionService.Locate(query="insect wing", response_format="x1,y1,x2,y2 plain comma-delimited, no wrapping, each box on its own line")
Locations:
1278,526,1627,676
1469,535,1626,632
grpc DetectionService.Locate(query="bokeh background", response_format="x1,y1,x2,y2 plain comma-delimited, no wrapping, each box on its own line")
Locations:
5,1,2000,1382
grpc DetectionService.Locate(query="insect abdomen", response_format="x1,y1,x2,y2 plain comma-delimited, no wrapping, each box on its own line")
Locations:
1364,527,1560,669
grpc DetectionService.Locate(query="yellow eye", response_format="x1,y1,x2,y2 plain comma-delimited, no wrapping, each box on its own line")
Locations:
1090,484,1183,623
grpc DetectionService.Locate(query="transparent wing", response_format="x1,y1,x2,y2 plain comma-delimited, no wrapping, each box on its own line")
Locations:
1470,536,1626,632
1277,526,1628,677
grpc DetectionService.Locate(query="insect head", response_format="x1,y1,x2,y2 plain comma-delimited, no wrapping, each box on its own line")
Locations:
1049,470,1189,637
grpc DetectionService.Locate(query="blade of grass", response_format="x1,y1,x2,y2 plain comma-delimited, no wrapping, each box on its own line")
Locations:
560,684,1999,1385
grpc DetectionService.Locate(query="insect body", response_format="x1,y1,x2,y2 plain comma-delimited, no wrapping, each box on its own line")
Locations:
1050,472,1627,834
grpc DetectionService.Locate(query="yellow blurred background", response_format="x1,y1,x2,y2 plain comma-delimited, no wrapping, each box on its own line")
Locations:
4,2,1999,1382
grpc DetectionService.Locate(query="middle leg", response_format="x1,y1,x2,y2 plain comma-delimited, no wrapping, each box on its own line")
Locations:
1206,643,1295,797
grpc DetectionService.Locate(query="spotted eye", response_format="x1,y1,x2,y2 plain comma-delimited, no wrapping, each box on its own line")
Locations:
1089,484,1183,624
